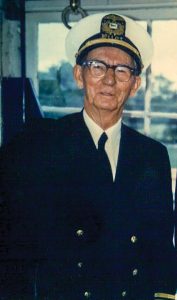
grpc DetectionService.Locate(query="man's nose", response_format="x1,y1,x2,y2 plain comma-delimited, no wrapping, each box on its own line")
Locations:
102,68,116,85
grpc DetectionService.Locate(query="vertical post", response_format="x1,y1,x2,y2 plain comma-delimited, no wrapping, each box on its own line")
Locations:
20,0,26,122
1,0,25,144
144,20,152,136
1,78,23,145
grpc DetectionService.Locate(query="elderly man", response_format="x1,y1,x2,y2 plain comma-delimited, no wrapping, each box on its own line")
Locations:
0,12,176,300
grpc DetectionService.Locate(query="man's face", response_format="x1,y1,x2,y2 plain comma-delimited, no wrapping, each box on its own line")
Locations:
74,46,141,120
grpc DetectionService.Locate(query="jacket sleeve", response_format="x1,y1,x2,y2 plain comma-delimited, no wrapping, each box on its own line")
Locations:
0,140,38,299
150,146,177,300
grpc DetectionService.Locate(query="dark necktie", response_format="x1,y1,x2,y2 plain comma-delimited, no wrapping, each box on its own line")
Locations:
98,132,113,182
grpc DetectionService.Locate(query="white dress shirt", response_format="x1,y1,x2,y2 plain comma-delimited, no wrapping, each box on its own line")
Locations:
83,110,121,181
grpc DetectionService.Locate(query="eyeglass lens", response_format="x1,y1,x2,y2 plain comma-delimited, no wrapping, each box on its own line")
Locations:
83,60,135,82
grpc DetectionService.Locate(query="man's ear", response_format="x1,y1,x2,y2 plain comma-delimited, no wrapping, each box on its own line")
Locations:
73,65,84,89
130,76,141,97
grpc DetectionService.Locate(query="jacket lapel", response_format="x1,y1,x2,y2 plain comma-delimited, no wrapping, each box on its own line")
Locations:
67,111,97,158
115,123,143,199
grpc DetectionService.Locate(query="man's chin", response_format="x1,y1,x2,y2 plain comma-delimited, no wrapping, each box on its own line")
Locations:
97,102,118,112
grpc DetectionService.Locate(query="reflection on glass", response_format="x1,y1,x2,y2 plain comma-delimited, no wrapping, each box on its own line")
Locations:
125,21,147,112
123,117,144,134
150,118,177,144
151,21,177,113
125,71,146,111
38,23,83,113
39,62,84,109
38,23,69,71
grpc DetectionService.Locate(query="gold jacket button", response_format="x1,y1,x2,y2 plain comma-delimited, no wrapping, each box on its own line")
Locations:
76,229,84,236
131,235,137,243
77,262,83,268
132,268,138,276
84,291,91,298
122,291,127,297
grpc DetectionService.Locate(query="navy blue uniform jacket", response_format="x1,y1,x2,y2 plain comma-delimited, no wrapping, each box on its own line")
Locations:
0,112,176,300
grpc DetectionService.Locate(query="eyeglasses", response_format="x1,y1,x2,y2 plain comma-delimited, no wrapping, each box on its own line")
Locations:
82,60,138,82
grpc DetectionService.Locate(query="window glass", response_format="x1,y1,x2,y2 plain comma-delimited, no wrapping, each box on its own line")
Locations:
124,21,147,111
122,117,144,133
124,71,146,111
150,20,177,169
150,118,177,168
151,20,177,113
38,23,83,116
38,23,69,71
150,118,177,144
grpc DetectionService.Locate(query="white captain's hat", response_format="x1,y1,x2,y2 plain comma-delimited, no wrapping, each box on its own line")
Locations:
65,12,153,74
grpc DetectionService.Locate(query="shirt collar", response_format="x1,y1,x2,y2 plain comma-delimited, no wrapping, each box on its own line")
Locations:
83,109,122,148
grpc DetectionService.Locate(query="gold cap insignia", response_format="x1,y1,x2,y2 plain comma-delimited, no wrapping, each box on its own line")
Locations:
101,14,126,39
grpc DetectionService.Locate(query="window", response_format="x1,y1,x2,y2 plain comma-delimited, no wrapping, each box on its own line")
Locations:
38,23,83,118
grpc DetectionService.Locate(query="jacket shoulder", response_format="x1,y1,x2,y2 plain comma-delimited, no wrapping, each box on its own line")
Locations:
1,112,82,149
122,123,166,152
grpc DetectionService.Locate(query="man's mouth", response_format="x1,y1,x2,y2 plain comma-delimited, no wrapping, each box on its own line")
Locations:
101,91,114,97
